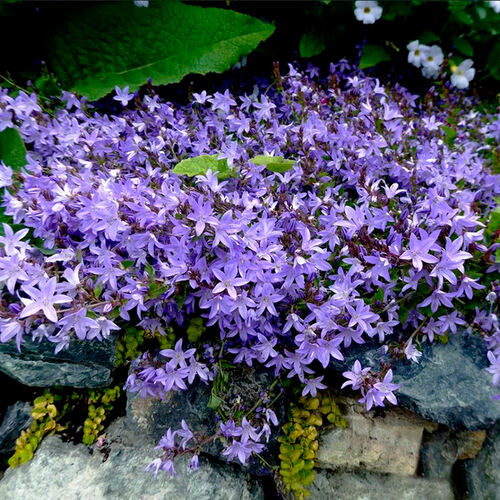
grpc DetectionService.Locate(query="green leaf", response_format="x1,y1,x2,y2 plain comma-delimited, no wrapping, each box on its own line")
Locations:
250,155,296,173
448,1,473,25
383,2,413,21
441,125,457,146
299,32,326,58
144,262,156,279
418,31,440,45
187,317,206,343
148,283,167,300
47,2,275,101
452,37,474,57
207,393,224,411
359,44,391,70
172,154,233,179
0,127,27,170
94,282,103,299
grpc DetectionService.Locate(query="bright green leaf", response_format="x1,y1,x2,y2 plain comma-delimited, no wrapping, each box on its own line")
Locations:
47,2,275,101
0,127,27,170
359,44,391,70
250,155,296,173
172,154,233,179
299,32,326,58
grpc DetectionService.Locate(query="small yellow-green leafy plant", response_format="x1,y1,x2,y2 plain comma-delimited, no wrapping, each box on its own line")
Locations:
278,392,346,499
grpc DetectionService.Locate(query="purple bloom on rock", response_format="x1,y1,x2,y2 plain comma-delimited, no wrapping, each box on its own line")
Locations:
19,277,71,323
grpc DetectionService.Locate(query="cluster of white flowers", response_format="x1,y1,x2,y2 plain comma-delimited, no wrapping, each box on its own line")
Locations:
352,2,480,91
407,41,444,79
407,40,475,89
354,1,382,24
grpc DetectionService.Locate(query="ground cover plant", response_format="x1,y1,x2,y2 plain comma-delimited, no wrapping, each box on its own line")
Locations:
0,1,499,498
0,56,499,495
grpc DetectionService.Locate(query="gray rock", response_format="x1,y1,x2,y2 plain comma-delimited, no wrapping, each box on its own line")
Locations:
0,418,264,500
420,428,458,482
465,420,500,500
126,367,286,475
0,336,117,387
0,401,32,455
316,397,426,476
329,331,500,430
309,469,454,500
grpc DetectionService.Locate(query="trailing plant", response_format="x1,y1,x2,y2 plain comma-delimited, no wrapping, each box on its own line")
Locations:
0,61,498,476
8,391,64,467
278,392,346,499
82,386,121,445
8,386,122,466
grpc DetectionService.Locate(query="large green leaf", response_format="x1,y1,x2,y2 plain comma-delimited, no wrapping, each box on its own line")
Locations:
172,154,233,179
47,1,275,101
299,32,325,58
359,44,391,70
0,127,27,171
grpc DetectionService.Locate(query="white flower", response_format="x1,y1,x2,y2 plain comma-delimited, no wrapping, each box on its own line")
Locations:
450,59,475,89
490,1,500,13
407,40,428,68
134,0,149,7
421,45,444,79
354,1,383,24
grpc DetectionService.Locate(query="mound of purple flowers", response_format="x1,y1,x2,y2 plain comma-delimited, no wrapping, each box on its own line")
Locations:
0,61,499,473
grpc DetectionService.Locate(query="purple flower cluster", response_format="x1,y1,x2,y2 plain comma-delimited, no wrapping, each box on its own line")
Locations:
146,410,279,476
0,61,499,468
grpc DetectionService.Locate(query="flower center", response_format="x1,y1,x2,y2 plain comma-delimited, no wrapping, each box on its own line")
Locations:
364,7,371,13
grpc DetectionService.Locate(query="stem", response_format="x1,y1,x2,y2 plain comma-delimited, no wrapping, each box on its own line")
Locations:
403,317,428,349
244,378,279,418
380,291,414,313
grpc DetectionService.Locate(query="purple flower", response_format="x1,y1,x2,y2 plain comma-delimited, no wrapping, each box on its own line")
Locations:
302,376,327,397
113,86,134,106
346,300,379,333
160,339,196,368
221,437,263,465
404,339,422,363
400,230,440,271
19,278,72,323
342,360,371,391
487,351,500,387
212,265,249,299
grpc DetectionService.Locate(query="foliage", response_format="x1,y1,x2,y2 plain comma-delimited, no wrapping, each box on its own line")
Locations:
115,326,175,366
0,127,26,170
359,44,392,70
173,154,233,179
250,155,296,173
278,392,346,499
46,1,275,100
8,386,122,466
0,62,499,476
8,392,63,468
82,386,121,445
